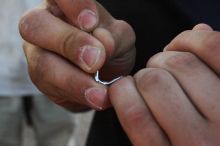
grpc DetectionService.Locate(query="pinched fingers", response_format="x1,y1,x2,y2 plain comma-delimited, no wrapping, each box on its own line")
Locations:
49,0,136,78
19,8,106,73
24,42,110,111
19,0,135,112
92,3,136,79
93,19,136,80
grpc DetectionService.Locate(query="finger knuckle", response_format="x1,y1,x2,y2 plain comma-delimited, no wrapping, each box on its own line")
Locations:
198,32,220,53
113,20,136,47
59,30,77,57
146,52,163,67
29,53,52,87
58,30,92,60
135,68,169,91
19,9,44,42
192,138,210,146
165,52,199,70
123,105,149,126
169,30,191,47
177,30,191,38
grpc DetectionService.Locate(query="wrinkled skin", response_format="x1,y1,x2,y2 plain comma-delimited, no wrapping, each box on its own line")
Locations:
110,24,220,146
20,1,220,146
19,0,136,111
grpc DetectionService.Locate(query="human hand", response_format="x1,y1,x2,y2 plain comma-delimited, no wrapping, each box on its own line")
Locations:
19,0,135,111
110,24,220,146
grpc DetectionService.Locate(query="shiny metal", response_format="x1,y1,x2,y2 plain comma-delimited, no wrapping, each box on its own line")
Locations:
94,70,122,86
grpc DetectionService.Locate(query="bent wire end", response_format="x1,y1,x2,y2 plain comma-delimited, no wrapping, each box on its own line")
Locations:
94,70,122,86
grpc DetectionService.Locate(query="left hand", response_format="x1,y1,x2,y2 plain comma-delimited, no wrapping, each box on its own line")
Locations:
109,24,220,146
19,0,135,111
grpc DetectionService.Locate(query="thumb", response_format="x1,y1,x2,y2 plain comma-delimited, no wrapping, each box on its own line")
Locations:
53,0,98,31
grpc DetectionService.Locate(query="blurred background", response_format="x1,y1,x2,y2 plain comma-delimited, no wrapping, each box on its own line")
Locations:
0,0,94,146
23,111,94,146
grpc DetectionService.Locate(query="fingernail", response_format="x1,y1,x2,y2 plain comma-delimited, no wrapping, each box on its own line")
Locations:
80,45,101,70
85,88,107,110
78,9,97,30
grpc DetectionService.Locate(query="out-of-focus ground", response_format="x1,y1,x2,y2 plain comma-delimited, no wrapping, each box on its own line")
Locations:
23,111,94,146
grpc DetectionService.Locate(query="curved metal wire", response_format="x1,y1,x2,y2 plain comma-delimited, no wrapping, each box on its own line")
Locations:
94,70,122,86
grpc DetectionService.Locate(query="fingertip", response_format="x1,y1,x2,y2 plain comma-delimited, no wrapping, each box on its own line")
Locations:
193,23,213,31
80,46,101,71
19,9,39,40
55,0,98,31
79,45,106,73
109,76,135,101
78,9,98,31
19,8,54,47
84,87,111,110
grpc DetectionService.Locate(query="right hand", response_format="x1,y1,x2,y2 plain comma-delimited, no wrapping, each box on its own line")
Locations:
19,0,136,111
109,24,220,146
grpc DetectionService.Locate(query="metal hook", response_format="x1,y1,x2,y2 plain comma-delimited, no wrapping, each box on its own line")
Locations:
94,70,122,86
